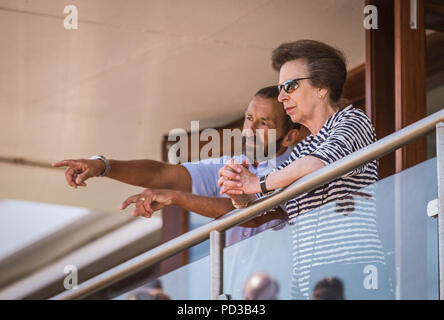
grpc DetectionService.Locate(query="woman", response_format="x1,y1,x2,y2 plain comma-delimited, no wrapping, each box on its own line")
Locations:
218,40,388,300
218,40,378,219
219,40,387,299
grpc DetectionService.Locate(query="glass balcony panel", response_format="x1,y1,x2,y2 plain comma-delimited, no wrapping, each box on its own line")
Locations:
223,157,438,300
117,158,439,300
115,254,210,300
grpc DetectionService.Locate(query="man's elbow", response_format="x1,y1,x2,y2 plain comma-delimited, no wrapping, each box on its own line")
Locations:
155,164,192,192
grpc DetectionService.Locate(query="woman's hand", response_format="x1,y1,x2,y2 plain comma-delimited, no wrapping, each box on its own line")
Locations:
218,158,260,195
120,188,175,218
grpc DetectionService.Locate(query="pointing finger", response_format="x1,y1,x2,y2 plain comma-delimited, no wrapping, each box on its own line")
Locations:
52,160,74,168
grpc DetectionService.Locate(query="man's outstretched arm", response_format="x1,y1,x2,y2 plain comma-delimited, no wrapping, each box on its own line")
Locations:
121,188,233,219
52,158,192,192
121,188,287,228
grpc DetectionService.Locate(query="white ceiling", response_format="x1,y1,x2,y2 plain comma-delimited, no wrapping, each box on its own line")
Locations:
0,0,366,212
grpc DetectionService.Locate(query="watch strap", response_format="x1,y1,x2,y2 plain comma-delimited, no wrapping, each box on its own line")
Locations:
90,155,111,177
259,174,272,195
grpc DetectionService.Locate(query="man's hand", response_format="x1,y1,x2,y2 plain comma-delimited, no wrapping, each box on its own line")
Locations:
51,159,106,188
218,158,260,195
218,159,247,206
120,188,175,218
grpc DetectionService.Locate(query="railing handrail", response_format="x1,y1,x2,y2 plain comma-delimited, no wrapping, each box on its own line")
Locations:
52,107,444,300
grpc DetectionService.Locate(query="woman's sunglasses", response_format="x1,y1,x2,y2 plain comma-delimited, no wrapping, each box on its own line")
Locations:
278,77,313,94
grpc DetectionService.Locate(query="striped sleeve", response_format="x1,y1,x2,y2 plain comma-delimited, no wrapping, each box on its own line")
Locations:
310,110,376,176
273,147,299,172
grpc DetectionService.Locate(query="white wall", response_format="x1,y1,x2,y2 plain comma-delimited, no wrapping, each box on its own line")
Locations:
0,0,366,213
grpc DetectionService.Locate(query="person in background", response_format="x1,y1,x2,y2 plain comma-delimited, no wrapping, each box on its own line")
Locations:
243,272,279,300
126,279,170,300
312,277,345,300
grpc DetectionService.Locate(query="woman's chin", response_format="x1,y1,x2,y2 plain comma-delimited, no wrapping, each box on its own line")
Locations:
290,114,300,123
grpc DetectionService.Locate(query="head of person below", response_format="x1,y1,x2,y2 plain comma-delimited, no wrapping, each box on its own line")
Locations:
219,39,378,217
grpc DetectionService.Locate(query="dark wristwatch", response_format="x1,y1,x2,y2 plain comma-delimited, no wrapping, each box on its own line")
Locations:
259,174,273,195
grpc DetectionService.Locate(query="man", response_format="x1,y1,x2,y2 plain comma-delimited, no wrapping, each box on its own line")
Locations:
53,86,300,246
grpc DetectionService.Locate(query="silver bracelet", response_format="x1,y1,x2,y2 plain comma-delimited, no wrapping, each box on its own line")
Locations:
90,155,111,177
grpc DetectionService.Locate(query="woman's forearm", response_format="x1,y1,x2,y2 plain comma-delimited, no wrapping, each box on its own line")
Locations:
239,207,288,228
265,155,325,191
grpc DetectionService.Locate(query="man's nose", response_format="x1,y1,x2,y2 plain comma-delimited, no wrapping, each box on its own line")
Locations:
242,128,256,139
243,124,256,133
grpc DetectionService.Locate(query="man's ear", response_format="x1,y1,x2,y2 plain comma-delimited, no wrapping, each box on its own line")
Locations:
281,129,300,147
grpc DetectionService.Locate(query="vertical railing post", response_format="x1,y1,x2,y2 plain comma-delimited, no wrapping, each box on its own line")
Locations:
210,230,225,300
436,122,444,300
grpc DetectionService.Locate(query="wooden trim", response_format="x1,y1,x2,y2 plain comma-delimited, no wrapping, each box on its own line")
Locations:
159,138,189,276
426,32,444,90
425,0,444,32
425,0,444,15
343,64,366,110
365,0,396,179
394,0,427,171
393,1,428,299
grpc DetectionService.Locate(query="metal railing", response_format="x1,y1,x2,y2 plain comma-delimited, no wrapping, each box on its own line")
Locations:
52,108,444,300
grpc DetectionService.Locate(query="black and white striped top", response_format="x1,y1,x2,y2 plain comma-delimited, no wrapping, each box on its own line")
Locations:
272,105,385,299
276,105,379,219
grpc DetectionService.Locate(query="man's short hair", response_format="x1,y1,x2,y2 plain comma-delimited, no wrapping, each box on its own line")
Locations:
254,86,301,132
254,86,280,100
